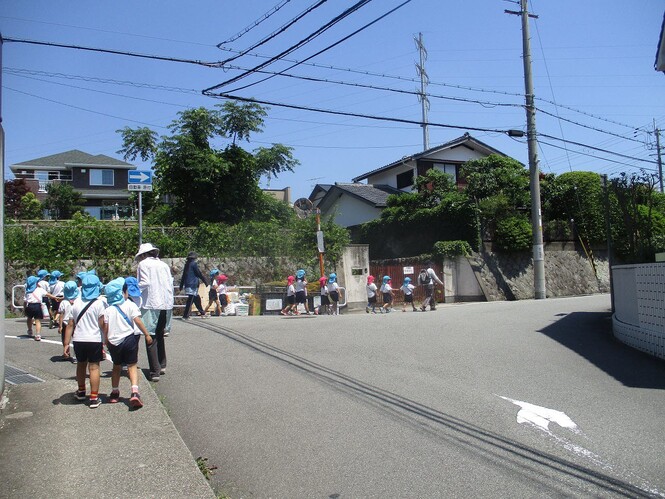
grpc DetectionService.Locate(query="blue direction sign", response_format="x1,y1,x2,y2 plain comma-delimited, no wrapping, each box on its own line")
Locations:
128,170,153,191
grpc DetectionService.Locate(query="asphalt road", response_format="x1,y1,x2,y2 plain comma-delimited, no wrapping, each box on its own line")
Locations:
149,294,665,498
5,294,665,498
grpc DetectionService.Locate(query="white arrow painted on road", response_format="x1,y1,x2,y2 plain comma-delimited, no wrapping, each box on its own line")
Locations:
499,396,580,433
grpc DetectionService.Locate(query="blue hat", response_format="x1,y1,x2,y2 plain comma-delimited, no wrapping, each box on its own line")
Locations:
404,277,411,284
49,270,63,285
37,269,50,279
209,269,220,278
329,272,337,283
63,280,79,300
124,276,141,297
296,269,306,279
81,274,101,301
25,276,39,293
104,277,125,305
383,275,391,284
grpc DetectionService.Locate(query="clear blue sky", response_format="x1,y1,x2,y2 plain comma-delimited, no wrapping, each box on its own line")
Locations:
2,0,663,201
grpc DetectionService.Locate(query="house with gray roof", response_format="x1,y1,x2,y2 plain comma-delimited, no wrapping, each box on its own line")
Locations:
310,134,518,228
10,150,139,219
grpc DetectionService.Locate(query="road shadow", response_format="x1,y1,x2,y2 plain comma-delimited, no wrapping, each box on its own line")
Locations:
538,311,665,389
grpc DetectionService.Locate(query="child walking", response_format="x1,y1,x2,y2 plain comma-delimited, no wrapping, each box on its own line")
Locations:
294,269,311,315
204,269,221,316
316,276,330,315
380,275,394,313
58,280,79,363
102,277,153,409
327,273,342,315
23,275,58,341
280,276,297,315
49,270,65,328
366,275,378,314
216,274,231,315
63,274,107,408
400,277,418,312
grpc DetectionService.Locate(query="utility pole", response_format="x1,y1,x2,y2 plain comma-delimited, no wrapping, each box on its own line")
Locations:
654,120,663,193
415,32,430,151
0,33,6,393
506,0,546,299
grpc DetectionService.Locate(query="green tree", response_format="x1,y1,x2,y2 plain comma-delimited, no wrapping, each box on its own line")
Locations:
118,104,298,226
116,127,158,162
4,178,31,219
43,183,85,220
20,192,43,220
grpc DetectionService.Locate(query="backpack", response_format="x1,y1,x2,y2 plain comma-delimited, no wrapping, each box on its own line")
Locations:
418,269,432,285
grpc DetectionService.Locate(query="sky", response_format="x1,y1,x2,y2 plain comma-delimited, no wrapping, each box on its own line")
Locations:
1,0,664,202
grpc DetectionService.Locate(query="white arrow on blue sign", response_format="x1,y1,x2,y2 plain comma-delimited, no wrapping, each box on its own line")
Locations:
128,170,153,184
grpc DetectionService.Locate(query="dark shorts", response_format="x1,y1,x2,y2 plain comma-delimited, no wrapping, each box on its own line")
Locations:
368,295,377,304
219,294,228,307
424,285,434,298
295,291,306,304
320,295,330,306
404,294,414,303
208,289,217,301
25,303,43,320
329,291,339,303
286,295,295,305
107,334,140,366
50,298,60,312
382,292,393,304
73,341,104,363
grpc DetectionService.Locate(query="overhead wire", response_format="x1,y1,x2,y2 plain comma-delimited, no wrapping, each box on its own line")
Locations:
204,0,376,91
217,0,294,46
216,0,330,65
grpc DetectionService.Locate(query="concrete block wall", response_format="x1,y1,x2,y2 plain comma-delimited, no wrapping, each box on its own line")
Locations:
612,263,665,360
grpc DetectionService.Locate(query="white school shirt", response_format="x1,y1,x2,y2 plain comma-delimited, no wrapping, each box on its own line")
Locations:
286,284,295,296
50,280,65,297
380,283,393,293
294,279,307,293
104,299,142,346
58,299,73,317
320,285,329,297
65,297,106,343
25,287,47,304
327,282,339,294
366,283,377,298
400,283,415,296
38,280,49,291
216,283,228,296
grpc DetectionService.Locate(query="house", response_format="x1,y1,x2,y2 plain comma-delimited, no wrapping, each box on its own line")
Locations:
351,133,512,192
311,134,516,228
10,150,138,220
311,183,402,228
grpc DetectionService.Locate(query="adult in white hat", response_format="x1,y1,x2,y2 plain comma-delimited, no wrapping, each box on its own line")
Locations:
135,242,173,381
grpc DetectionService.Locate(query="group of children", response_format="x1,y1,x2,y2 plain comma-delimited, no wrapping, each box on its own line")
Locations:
202,268,232,316
365,272,434,313
23,269,151,410
280,269,343,316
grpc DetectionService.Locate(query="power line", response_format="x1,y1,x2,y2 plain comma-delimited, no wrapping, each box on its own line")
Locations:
216,0,330,65
538,133,657,165
218,0,294,46
538,139,655,171
204,0,377,92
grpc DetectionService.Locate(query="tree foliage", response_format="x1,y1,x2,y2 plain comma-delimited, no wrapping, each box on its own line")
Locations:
117,103,298,226
44,182,85,220
19,192,43,220
4,178,32,219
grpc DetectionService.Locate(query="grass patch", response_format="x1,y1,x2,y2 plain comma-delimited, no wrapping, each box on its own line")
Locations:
196,456,218,481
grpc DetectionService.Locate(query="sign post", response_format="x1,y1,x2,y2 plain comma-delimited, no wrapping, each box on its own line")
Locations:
127,170,153,246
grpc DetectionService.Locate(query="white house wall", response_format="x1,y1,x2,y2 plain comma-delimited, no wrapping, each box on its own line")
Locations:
330,194,383,227
366,162,415,189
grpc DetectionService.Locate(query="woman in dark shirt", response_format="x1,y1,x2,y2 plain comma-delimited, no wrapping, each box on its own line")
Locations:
179,252,208,319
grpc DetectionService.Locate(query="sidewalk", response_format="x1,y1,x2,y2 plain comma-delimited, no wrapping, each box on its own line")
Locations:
0,319,215,498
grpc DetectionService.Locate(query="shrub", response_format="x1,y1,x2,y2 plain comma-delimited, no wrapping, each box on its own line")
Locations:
433,240,472,259
495,216,532,252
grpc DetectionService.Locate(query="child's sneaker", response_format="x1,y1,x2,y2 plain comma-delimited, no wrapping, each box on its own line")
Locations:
34,334,41,341
27,330,33,337
89,397,102,409
75,390,86,401
129,392,143,409
108,390,120,404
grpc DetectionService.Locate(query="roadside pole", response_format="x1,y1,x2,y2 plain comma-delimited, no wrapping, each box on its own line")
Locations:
1,33,6,394
316,209,325,277
138,191,143,246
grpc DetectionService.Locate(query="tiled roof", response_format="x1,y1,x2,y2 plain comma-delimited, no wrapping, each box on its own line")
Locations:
11,150,135,169
352,133,509,182
321,183,402,209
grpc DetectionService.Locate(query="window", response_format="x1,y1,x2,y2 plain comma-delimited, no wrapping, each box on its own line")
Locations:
434,163,457,183
396,170,414,189
89,169,114,186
